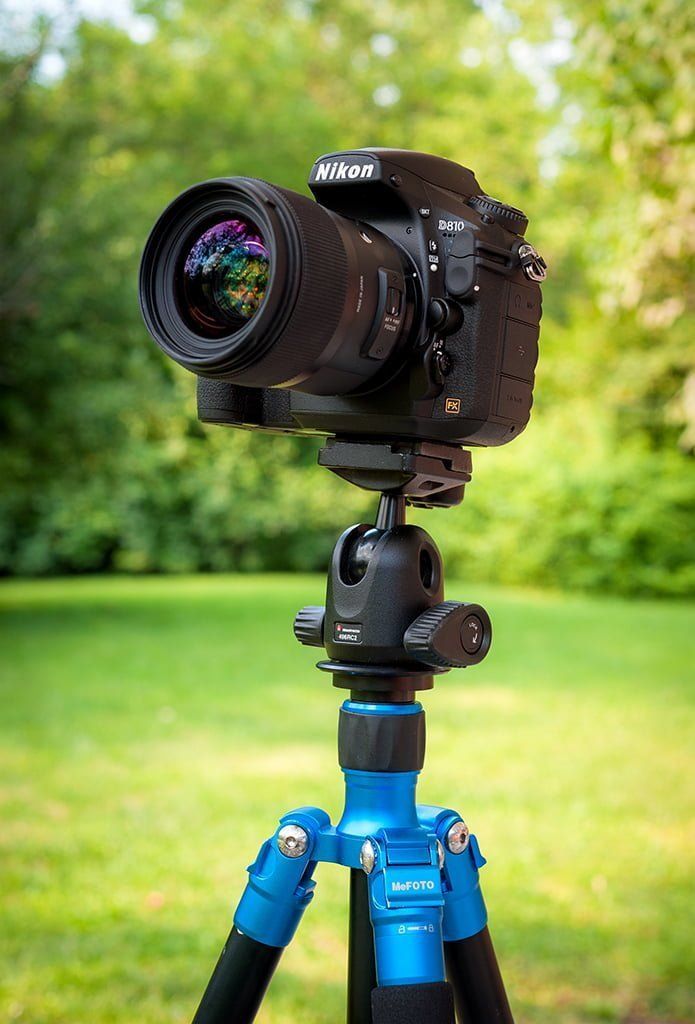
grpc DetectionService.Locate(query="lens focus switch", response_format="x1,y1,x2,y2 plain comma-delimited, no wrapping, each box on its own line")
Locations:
386,287,402,316
363,268,405,360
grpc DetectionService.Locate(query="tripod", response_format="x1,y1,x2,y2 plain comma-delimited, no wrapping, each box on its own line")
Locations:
192,440,515,1024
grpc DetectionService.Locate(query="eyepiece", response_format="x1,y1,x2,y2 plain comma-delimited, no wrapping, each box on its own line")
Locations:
139,177,412,396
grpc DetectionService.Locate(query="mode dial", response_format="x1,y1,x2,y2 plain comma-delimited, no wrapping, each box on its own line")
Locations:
469,195,528,235
404,600,492,668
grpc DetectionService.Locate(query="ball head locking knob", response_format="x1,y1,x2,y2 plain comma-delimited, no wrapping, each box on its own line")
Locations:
403,600,492,668
294,605,326,647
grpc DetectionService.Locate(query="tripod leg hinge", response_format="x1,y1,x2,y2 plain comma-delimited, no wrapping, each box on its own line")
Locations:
233,807,329,947
418,806,489,942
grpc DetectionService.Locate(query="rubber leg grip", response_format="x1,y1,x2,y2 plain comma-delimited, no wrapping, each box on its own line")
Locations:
371,981,455,1024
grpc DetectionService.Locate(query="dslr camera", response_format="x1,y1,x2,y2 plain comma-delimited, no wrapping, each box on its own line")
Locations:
140,148,546,450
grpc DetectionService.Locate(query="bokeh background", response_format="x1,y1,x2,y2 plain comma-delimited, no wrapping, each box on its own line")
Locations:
1,2,693,1023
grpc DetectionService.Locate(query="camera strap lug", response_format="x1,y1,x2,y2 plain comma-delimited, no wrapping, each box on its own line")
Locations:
518,243,547,282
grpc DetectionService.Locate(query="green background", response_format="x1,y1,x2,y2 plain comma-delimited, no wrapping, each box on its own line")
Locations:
2,576,694,1023
1,2,694,1023
1,0,693,594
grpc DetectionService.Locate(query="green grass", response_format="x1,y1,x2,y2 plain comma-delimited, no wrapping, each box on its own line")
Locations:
1,575,694,1024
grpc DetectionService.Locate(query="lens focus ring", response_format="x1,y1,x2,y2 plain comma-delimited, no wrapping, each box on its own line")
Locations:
240,184,349,388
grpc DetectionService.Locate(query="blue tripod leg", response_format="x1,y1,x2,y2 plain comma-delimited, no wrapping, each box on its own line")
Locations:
192,808,329,1024
365,827,456,1024
421,807,515,1024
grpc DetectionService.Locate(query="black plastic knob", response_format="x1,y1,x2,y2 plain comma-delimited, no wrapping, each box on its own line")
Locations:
427,298,464,335
468,195,528,235
403,600,492,668
294,605,326,647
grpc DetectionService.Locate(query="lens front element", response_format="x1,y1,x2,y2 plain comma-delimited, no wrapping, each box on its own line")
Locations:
180,218,270,337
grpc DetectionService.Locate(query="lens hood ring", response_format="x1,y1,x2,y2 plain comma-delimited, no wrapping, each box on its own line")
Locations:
139,178,302,378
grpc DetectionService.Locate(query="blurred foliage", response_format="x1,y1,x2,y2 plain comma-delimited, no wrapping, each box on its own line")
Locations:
0,0,693,594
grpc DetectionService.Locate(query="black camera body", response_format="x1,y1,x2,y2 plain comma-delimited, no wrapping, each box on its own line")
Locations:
195,149,545,448
140,148,546,450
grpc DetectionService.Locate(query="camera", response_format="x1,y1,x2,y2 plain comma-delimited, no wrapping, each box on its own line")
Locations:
139,148,546,448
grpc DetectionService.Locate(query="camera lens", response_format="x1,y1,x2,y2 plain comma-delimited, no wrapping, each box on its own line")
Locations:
140,178,413,396
179,217,270,337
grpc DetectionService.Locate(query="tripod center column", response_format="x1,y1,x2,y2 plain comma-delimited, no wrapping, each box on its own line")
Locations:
336,700,426,839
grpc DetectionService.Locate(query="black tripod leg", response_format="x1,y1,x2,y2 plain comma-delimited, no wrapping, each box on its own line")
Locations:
444,926,514,1023
192,926,282,1024
347,869,377,1024
191,811,326,1023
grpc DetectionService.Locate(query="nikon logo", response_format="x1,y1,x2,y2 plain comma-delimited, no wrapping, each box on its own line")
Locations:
314,160,375,182
391,880,436,892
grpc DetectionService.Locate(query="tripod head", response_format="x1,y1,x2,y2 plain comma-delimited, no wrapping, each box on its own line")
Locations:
294,439,491,702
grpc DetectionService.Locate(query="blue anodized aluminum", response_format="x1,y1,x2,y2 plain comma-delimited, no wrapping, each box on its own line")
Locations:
232,700,489,987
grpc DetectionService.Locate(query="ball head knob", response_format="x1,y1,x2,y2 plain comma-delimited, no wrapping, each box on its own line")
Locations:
404,600,492,668
294,605,326,647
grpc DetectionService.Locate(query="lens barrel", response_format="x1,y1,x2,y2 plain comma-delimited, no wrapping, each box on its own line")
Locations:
139,178,411,396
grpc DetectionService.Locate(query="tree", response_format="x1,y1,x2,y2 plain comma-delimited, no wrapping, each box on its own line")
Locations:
1,0,693,593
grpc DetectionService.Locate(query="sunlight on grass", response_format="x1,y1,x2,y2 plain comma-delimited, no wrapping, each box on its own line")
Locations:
1,575,694,1023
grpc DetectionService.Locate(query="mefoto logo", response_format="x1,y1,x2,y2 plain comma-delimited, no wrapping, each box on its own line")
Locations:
391,880,436,892
314,160,376,182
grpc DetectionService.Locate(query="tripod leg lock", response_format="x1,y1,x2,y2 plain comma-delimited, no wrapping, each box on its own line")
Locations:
233,807,329,948
419,805,489,941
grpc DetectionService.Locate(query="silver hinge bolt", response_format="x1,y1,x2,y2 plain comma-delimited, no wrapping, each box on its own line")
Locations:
277,824,309,858
360,839,377,874
446,820,471,854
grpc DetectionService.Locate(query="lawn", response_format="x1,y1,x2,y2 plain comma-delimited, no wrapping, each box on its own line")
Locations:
1,575,693,1024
